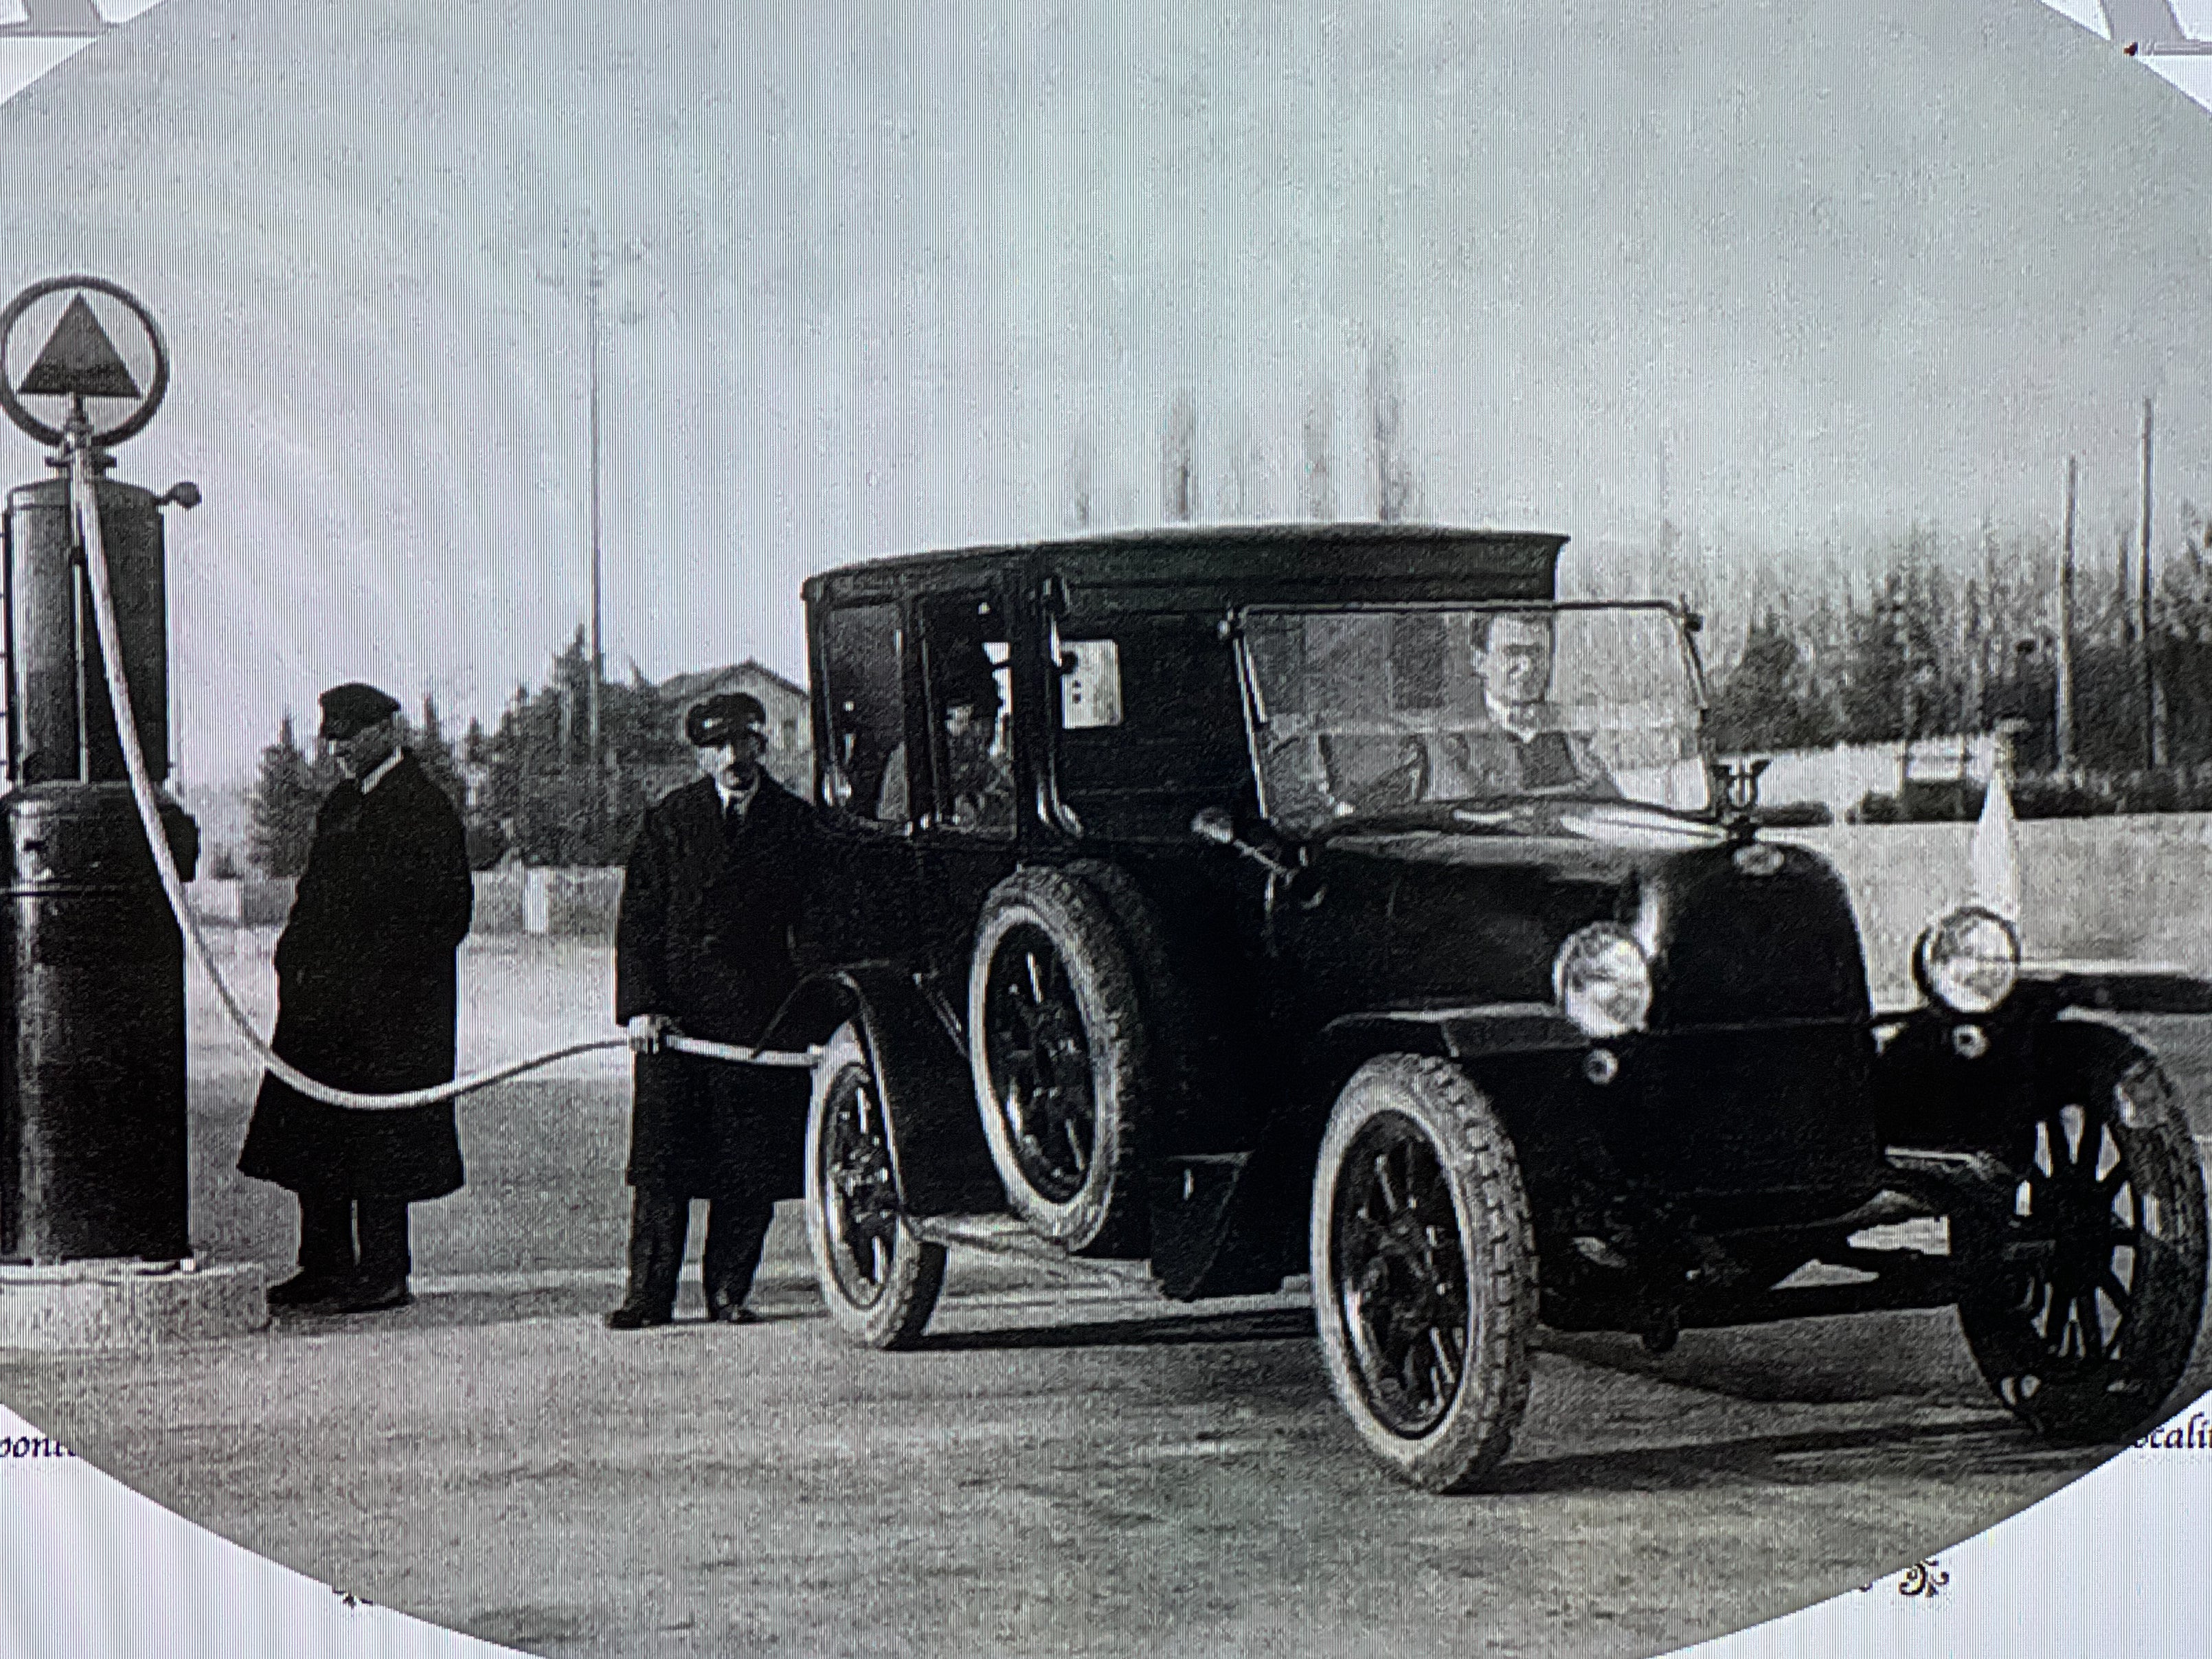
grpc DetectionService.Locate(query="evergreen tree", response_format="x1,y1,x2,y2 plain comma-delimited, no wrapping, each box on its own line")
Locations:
246,711,328,877
403,693,464,811
1709,611,1823,753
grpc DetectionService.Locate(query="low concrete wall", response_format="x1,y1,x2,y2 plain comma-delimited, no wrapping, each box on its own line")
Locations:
183,879,295,927
472,872,526,935
187,872,626,940
1788,813,2212,1002
184,815,2212,992
535,868,625,940
189,879,244,925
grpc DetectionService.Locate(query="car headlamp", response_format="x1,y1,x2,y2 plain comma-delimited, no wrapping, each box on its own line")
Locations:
1555,923,1653,1039
1913,905,2020,1015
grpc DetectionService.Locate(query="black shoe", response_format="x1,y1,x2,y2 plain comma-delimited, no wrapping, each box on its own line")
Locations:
266,1269,349,1309
705,1302,761,1326
603,1304,673,1331
329,1276,414,1315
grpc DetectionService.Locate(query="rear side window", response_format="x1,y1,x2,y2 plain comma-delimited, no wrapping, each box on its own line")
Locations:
818,602,907,825
1055,612,1247,800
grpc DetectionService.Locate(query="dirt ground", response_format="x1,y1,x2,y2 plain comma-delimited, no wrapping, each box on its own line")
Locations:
0,935,2205,1658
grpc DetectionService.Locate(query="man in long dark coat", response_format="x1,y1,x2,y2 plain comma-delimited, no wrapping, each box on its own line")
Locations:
238,682,475,1315
606,690,815,1329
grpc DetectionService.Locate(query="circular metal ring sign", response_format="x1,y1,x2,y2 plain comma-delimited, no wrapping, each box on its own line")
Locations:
0,275,170,447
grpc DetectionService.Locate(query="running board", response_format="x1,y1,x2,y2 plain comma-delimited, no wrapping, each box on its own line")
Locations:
913,1214,1160,1292
1884,1146,2009,1189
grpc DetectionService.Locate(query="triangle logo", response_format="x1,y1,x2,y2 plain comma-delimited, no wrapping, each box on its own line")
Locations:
17,293,140,399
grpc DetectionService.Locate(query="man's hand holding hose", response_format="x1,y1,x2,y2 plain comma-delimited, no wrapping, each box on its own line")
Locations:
627,1014,677,1055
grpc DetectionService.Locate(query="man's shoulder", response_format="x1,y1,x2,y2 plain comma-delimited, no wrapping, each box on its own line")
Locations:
650,776,719,817
753,774,812,820
381,752,462,820
635,776,718,844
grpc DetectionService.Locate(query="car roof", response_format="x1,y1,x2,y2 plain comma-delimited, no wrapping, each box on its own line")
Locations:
802,521,1569,611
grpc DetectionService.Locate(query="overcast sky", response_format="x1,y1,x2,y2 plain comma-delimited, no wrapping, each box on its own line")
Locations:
5,1,2212,785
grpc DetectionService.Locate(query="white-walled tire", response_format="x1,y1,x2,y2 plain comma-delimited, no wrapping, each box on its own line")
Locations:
805,1023,945,1348
1310,1055,1537,1492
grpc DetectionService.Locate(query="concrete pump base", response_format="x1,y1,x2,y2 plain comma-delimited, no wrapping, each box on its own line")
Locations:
0,1260,267,1350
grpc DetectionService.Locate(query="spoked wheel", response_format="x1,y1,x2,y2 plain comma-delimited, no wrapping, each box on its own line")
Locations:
1310,1055,1536,1492
982,921,1098,1200
968,868,1148,1254
1956,1026,2209,1443
804,1024,945,1348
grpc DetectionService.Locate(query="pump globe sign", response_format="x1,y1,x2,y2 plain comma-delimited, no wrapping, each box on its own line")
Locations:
0,274,169,451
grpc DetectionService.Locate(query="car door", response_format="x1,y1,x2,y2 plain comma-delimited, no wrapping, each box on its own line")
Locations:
910,587,1024,1023
808,597,925,971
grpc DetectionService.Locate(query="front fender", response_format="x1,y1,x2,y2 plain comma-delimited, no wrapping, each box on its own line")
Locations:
778,962,1005,1217
1870,1000,2177,1159
2016,962,2212,1017
1311,1002,1583,1079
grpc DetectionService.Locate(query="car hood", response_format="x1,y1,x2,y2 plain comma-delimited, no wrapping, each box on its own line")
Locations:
1320,799,1726,881
1297,802,1868,1024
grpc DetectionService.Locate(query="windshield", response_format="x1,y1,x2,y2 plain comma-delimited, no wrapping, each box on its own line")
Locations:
1241,604,1709,833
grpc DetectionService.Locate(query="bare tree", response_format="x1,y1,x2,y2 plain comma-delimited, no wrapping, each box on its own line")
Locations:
1162,390,1197,521
1367,341,1419,521
1301,382,1335,521
1063,431,1095,530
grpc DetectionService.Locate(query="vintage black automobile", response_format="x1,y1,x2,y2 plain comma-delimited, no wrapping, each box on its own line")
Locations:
770,523,2210,1491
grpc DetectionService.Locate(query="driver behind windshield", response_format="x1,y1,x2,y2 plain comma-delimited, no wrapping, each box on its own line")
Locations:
1424,611,1619,800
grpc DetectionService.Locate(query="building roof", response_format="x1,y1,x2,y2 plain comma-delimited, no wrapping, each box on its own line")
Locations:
656,658,807,712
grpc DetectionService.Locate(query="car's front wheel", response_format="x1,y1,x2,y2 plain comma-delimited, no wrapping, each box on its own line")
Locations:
804,1022,946,1348
1309,1054,1537,1492
1954,1024,2209,1443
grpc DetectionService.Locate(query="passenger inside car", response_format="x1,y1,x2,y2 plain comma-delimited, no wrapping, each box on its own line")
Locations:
875,640,1013,829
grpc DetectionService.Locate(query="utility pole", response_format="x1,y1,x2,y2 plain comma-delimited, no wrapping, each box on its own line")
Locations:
2140,396,2163,768
2055,455,2077,775
587,234,605,779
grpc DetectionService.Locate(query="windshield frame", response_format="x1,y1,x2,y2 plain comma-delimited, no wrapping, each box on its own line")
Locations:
1230,598,1713,831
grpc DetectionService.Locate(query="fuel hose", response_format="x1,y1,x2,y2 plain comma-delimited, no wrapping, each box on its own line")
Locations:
68,444,816,1109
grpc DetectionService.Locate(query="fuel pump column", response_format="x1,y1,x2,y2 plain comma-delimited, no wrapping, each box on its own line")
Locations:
0,277,199,1276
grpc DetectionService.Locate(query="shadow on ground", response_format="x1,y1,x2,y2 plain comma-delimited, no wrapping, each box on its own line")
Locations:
1484,1416,2103,1497
917,1304,1316,1353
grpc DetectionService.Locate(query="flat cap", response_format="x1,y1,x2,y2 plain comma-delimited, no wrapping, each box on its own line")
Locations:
938,646,1002,709
684,691,769,748
318,681,403,741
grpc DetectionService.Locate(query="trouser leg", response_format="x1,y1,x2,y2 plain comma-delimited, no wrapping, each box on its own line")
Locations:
620,1188,691,1318
354,1199,413,1286
701,1196,775,1316
295,1190,357,1277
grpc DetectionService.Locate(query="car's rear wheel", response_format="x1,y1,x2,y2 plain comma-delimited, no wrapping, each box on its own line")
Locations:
967,867,1149,1254
805,1023,945,1348
1955,1027,2209,1443
1310,1054,1536,1491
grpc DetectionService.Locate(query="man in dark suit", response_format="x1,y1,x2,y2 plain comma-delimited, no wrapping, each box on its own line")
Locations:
1423,611,1619,801
607,691,816,1329
238,681,475,1315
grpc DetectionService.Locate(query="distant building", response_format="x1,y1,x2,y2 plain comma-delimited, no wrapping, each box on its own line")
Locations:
653,659,813,796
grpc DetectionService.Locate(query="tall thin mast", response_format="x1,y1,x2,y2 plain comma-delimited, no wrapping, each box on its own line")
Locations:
2140,397,2161,768
2055,455,2077,774
587,235,605,776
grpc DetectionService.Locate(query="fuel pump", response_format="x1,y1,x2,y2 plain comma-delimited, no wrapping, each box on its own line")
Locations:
0,276,199,1264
